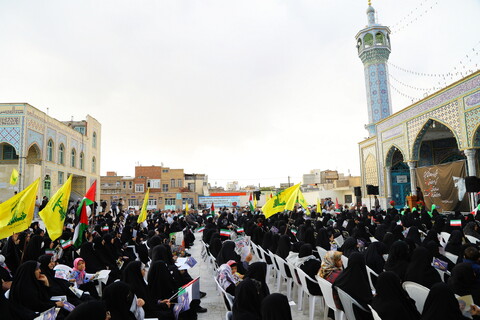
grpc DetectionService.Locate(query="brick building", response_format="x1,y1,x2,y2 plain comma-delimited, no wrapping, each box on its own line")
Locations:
100,166,207,211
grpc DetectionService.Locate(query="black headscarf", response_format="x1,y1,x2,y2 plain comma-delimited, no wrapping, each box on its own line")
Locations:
340,237,358,258
232,278,262,320
276,235,291,259
245,262,270,300
421,283,466,320
2,235,21,273
217,241,242,268
122,261,148,302
80,241,106,273
65,301,108,320
102,281,137,320
448,262,480,305
371,271,420,320
147,260,176,301
424,240,455,271
445,230,464,256
261,293,292,320
384,240,410,280
209,237,223,258
364,241,387,274
404,246,441,288
406,226,422,245
333,252,372,309
316,228,331,251
10,261,56,313
22,235,44,262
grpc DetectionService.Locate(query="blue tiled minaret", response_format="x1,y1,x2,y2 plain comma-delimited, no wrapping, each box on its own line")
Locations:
355,2,392,136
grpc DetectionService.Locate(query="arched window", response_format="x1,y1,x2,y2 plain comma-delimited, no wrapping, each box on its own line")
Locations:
79,152,84,170
93,132,97,148
375,32,384,45
92,156,96,173
71,149,76,167
364,33,373,48
58,144,65,165
47,140,54,162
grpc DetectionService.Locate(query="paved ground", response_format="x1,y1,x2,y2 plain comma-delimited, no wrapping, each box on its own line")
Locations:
188,232,328,320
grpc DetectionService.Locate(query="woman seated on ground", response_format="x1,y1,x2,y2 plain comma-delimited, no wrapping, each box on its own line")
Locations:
371,271,420,320
217,260,240,296
70,257,99,298
422,283,480,320
9,261,65,318
232,278,262,320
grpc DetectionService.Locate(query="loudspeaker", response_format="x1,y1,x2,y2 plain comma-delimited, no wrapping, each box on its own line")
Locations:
354,186,362,197
465,176,480,193
366,185,379,195
254,191,261,200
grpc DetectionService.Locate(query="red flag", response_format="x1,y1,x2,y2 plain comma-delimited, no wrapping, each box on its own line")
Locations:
335,198,340,209
249,193,253,201
210,202,215,215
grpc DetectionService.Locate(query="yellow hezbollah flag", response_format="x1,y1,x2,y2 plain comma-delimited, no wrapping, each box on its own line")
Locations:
262,183,301,218
39,175,73,241
285,185,310,214
317,198,322,216
137,188,150,223
9,168,19,185
0,178,40,239
185,201,189,214
297,190,310,215
254,197,257,210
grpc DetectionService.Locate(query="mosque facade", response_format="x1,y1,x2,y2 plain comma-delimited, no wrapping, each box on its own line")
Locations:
357,5,480,211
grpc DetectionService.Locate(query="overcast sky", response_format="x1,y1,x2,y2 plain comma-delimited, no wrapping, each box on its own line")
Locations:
1,0,478,188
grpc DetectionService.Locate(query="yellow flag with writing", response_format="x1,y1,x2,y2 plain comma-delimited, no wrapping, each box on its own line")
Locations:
317,198,322,216
39,175,72,241
262,183,300,218
297,190,310,215
0,178,40,239
137,188,149,223
185,201,189,214
10,168,19,185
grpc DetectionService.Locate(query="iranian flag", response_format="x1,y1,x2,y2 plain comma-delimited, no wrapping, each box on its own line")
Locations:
220,229,231,237
450,219,462,227
73,180,97,248
249,194,254,212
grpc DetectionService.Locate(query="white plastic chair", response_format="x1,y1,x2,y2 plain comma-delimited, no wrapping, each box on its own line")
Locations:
296,267,324,320
258,246,274,280
287,262,303,310
465,235,480,244
267,249,280,283
440,232,450,244
315,275,345,320
365,266,379,292
368,305,382,320
273,254,292,297
225,311,232,320
4,289,9,299
316,246,328,261
336,287,370,320
341,255,349,268
402,281,430,313
214,276,234,311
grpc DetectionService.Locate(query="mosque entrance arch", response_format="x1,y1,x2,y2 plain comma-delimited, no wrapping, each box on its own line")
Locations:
386,146,410,208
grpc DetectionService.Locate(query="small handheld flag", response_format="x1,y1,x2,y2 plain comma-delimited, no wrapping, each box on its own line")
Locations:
60,239,73,249
9,168,19,185
220,229,231,237
450,219,462,227
195,226,205,233
236,227,244,233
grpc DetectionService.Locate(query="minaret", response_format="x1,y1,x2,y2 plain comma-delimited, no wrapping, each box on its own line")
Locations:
355,1,392,137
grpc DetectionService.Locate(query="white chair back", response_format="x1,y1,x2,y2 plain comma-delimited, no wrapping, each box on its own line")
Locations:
214,276,234,311
317,246,328,261
402,281,430,313
336,287,369,320
341,255,349,268
365,266,379,292
4,289,9,299
444,251,458,264
296,267,320,296
465,235,479,244
440,232,450,244
316,275,345,320
368,305,382,320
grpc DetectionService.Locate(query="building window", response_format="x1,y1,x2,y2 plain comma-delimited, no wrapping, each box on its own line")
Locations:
74,126,86,135
162,184,169,192
128,199,138,207
165,198,175,205
182,198,193,204
344,194,353,204
92,157,96,173
170,179,175,188
129,181,133,188
148,199,157,206
2,144,19,160
147,179,161,188
79,152,84,170
123,181,126,188
162,169,169,173
93,132,97,148
47,140,54,162
188,183,195,192
71,149,76,167
58,144,65,165
158,198,163,204
135,184,145,192
177,179,183,188
58,171,64,185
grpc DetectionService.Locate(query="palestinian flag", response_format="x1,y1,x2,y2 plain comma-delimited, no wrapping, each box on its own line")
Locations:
73,180,97,248
450,219,462,227
220,229,231,237
195,226,205,233
60,239,73,249
236,227,244,233
210,203,215,216
249,194,255,212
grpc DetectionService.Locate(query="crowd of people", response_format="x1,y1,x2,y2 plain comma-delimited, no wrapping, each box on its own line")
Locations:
2,199,480,320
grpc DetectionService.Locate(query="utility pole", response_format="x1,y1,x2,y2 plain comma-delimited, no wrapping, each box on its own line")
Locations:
288,176,291,187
